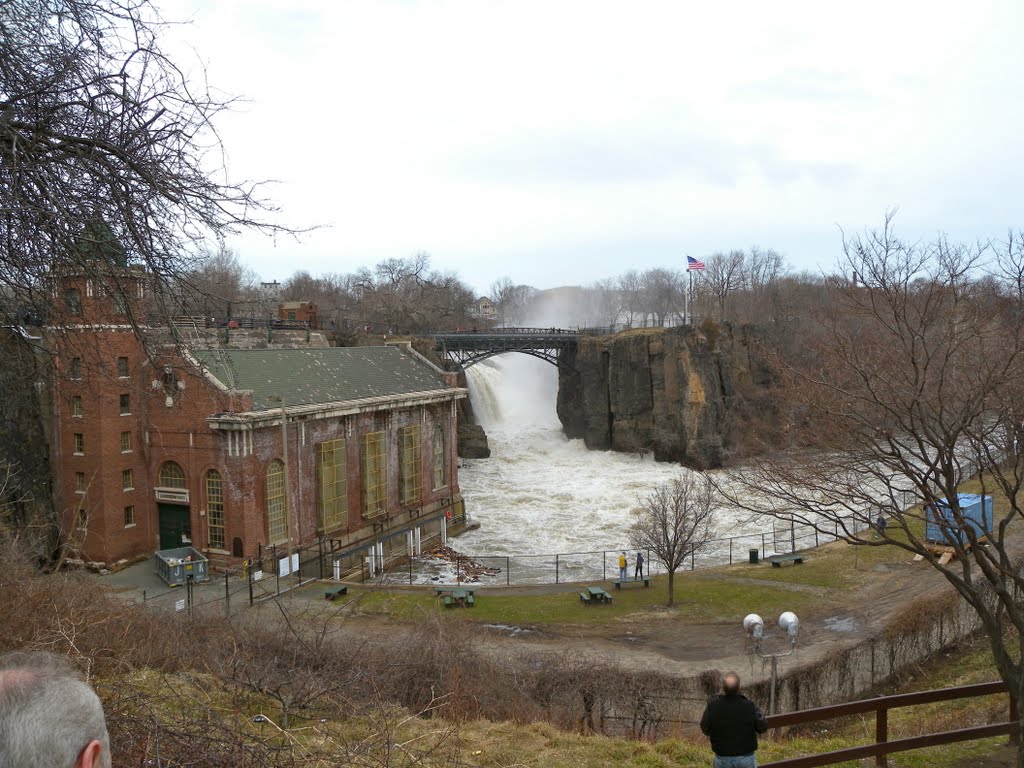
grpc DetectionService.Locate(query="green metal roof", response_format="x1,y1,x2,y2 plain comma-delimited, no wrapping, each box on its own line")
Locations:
192,346,451,411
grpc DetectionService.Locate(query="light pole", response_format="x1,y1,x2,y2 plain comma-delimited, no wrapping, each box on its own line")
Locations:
743,611,800,715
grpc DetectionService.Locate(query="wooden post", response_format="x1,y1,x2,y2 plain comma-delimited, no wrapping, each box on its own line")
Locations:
1011,694,1019,745
876,707,888,767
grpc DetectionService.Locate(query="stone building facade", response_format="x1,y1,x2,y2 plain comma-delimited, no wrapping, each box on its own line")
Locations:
50,268,466,570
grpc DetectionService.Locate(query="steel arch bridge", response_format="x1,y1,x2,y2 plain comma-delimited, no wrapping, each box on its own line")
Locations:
431,328,583,370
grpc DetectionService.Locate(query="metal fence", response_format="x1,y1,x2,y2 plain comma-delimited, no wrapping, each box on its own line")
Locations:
387,515,868,587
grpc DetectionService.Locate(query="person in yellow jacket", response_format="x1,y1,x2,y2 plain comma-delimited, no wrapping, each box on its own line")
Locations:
618,552,628,581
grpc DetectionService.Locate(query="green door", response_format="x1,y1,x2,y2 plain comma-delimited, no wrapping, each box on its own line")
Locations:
157,504,192,550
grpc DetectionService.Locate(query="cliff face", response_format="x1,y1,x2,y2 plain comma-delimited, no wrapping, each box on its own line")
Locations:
556,325,772,469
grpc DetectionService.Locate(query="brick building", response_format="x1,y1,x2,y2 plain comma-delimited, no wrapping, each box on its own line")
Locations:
277,301,319,329
50,267,466,570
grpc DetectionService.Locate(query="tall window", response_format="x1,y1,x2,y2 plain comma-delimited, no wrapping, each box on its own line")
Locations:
433,427,447,490
361,431,387,517
117,356,129,377
72,396,83,418
70,357,81,379
158,461,186,488
124,505,135,527
64,288,81,315
120,431,132,453
122,468,134,490
266,459,288,543
317,439,347,532
119,394,130,415
73,433,84,455
399,425,422,505
206,470,225,550
74,472,86,494
113,291,129,316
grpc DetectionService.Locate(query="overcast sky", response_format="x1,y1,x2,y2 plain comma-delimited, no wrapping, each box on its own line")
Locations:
164,0,1024,293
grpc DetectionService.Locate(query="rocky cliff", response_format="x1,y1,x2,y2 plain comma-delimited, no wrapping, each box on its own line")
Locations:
556,325,773,468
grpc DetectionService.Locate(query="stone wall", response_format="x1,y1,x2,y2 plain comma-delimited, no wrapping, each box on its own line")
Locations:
556,325,773,468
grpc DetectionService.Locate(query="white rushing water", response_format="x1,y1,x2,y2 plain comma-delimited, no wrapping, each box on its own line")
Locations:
457,355,764,559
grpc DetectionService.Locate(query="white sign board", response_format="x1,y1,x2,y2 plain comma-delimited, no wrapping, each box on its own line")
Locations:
253,570,264,581
290,553,299,573
175,599,186,612
279,557,290,577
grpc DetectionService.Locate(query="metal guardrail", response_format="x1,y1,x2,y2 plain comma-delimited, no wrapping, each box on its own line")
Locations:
762,680,1017,768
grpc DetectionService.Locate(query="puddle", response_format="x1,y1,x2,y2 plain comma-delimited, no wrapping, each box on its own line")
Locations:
824,615,858,633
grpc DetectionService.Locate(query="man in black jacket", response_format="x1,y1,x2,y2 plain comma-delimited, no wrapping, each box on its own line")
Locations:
700,672,769,767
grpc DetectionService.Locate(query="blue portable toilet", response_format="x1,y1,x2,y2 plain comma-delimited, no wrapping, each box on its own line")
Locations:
925,493,993,545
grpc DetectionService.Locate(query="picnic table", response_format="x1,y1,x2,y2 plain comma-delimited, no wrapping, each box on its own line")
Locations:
324,584,349,601
579,586,613,605
437,587,475,607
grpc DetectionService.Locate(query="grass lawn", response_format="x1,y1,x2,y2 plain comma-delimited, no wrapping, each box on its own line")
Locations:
320,570,820,627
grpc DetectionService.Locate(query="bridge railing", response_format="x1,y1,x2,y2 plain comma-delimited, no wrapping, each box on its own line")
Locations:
430,326,616,336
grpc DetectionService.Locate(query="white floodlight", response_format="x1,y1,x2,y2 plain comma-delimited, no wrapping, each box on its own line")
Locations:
743,613,765,639
778,611,800,641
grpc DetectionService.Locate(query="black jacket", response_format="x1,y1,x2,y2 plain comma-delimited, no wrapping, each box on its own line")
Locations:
699,692,769,756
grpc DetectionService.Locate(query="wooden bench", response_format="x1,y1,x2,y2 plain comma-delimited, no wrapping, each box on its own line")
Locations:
768,554,805,567
613,578,651,589
579,591,592,605
324,585,349,601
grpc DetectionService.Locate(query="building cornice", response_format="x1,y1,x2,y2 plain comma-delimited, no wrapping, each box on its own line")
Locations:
206,387,467,431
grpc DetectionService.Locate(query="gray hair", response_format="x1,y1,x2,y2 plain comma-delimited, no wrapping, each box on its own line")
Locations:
0,651,111,768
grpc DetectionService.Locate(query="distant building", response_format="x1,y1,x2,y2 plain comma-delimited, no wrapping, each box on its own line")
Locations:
278,300,319,329
467,296,496,321
47,267,466,572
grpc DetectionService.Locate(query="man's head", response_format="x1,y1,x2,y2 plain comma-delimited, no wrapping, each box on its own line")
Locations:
0,651,110,768
722,672,741,695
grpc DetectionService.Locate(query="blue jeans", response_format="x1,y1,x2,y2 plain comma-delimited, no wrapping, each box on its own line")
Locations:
619,567,627,580
714,754,756,768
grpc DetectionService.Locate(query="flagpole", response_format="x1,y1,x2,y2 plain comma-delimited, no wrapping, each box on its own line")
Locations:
683,260,689,326
688,268,693,325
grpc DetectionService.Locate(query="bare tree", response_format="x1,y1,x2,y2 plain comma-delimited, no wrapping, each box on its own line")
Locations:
618,270,644,327
0,0,294,329
718,214,1024,762
629,474,716,606
699,250,746,321
640,268,683,327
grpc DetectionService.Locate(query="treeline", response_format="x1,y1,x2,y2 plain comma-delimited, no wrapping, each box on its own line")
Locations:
175,245,817,334
176,249,479,335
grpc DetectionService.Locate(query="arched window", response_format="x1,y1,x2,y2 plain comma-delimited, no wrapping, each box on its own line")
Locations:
266,459,289,544
206,470,225,550
432,427,447,490
158,461,186,488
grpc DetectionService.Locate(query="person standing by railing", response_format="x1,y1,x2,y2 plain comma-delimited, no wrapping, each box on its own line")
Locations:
634,551,645,580
700,672,768,767
618,551,628,581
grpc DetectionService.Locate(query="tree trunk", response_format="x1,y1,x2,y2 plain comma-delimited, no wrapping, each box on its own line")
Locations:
667,569,675,607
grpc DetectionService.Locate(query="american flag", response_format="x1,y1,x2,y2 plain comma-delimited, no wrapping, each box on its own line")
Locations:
687,256,705,271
